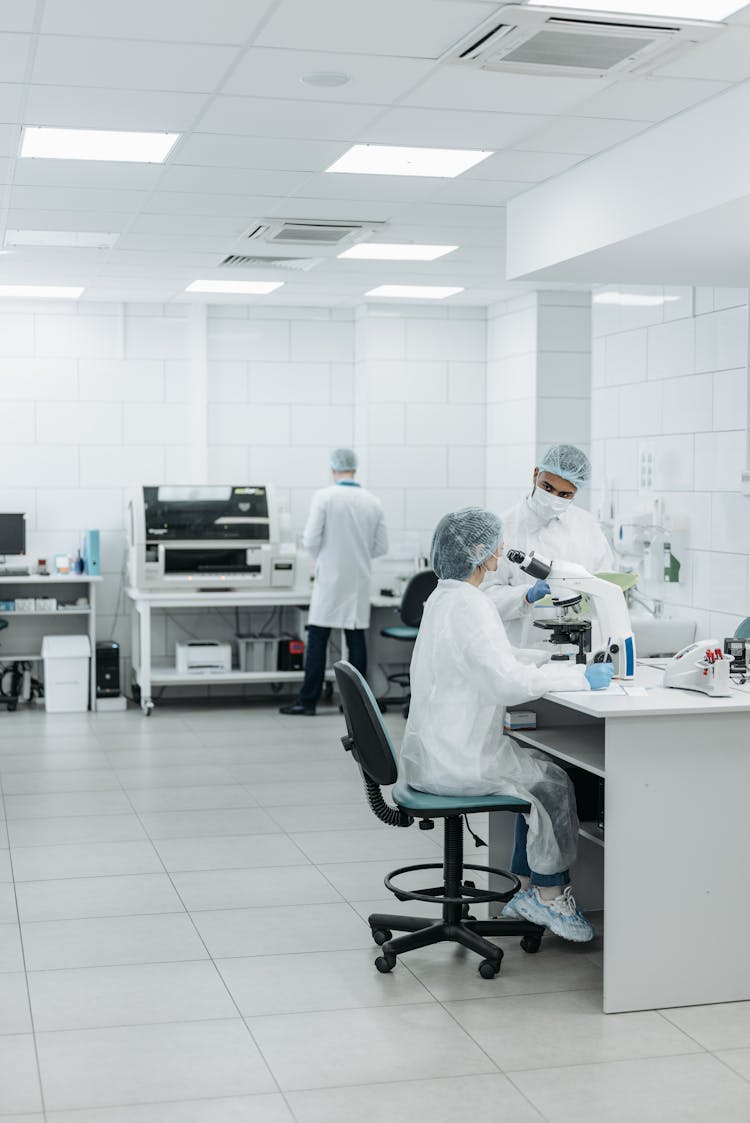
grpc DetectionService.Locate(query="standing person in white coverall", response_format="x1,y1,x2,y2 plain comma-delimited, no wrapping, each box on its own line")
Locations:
482,444,614,911
401,507,613,942
280,448,388,716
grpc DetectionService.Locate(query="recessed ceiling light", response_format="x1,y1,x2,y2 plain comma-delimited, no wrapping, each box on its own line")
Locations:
326,144,492,178
301,71,351,87
185,280,284,295
0,285,84,298
366,285,464,299
593,292,680,307
339,243,458,261
20,127,179,163
526,1,745,19
5,229,119,249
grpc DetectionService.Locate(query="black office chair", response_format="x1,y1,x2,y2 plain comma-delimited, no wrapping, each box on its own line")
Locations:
335,660,544,979
378,569,438,715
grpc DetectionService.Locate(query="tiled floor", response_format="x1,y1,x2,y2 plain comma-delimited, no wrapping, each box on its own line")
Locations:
1,703,750,1121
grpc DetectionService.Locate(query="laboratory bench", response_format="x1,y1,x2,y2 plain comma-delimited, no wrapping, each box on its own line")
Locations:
490,662,750,1014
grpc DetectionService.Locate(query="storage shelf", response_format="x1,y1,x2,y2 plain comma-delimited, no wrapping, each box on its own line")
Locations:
511,725,605,778
150,665,306,686
2,609,90,616
0,653,43,662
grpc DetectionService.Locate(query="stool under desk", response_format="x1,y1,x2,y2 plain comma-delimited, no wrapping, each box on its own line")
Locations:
489,663,750,1013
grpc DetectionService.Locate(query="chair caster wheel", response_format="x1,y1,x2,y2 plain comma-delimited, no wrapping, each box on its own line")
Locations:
478,958,500,979
371,927,392,946
375,953,396,973
520,933,543,954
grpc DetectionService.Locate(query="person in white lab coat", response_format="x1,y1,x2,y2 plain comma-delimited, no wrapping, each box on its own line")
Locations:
483,443,614,648
401,507,613,942
280,448,388,716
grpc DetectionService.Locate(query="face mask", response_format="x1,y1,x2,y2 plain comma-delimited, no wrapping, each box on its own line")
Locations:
529,487,572,521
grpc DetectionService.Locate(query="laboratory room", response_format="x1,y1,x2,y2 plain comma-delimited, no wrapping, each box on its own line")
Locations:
2,0,750,1119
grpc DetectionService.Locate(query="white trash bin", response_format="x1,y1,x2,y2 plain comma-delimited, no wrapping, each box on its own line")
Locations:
41,635,91,713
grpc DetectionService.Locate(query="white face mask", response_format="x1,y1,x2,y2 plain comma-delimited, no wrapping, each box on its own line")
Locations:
529,487,572,522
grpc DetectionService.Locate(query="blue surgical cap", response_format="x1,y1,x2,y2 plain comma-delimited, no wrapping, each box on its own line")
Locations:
537,444,591,489
430,507,503,582
330,447,357,472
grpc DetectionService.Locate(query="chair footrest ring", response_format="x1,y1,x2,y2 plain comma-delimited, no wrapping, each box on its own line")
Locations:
384,861,520,906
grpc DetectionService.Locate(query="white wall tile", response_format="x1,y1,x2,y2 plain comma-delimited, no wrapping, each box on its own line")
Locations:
647,319,694,380
164,362,190,402
603,436,641,491
207,318,290,361
406,403,484,446
661,373,713,434
371,487,405,532
250,445,331,488
0,444,79,488
486,442,536,491
367,404,405,446
692,550,748,615
79,445,165,487
331,363,354,404
591,386,620,439
290,320,354,363
486,399,535,446
537,305,591,353
486,353,536,402
290,404,352,447
693,288,714,316
207,445,250,482
695,306,747,373
448,446,485,488
122,403,188,445
36,488,125,531
124,313,186,360
536,352,590,397
536,397,590,446
36,401,122,445
368,446,447,488
209,403,291,447
618,381,662,437
605,329,647,386
405,318,485,362
405,487,482,532
163,445,193,482
0,356,77,399
693,431,746,492
2,402,36,443
249,362,330,403
365,361,447,403
711,492,750,554
358,316,405,360
712,368,746,432
713,288,748,311
661,287,694,323
207,362,247,403
79,359,164,402
0,313,34,355
487,307,536,359
37,314,123,359
651,435,694,491
448,361,485,402
0,488,36,529
657,490,713,552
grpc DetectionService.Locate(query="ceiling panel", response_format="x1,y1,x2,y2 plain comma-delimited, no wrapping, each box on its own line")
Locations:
465,150,582,182
260,196,400,222
655,28,750,81
572,77,730,123
286,172,446,204
23,86,209,132
388,201,506,227
0,34,30,83
6,209,134,232
9,185,149,212
197,95,383,140
141,192,282,217
404,68,610,114
173,134,343,172
428,178,534,205
0,2,38,32
224,47,434,104
32,36,238,93
516,116,647,156
13,160,164,191
40,0,275,44
116,234,232,253
157,165,310,197
129,213,251,236
0,83,22,123
363,106,551,149
0,122,16,157
255,0,490,58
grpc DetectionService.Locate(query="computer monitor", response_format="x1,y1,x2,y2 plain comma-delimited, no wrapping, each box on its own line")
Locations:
0,514,25,556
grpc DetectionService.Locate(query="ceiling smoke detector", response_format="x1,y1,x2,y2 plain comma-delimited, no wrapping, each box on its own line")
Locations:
448,3,723,78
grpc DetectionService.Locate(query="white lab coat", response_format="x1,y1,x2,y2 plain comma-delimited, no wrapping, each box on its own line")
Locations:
304,482,388,629
483,495,614,647
401,580,589,875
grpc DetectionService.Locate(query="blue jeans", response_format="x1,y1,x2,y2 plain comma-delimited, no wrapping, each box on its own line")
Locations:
298,624,367,708
510,813,570,888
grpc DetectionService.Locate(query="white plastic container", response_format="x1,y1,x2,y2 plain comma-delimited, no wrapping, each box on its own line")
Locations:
41,635,91,713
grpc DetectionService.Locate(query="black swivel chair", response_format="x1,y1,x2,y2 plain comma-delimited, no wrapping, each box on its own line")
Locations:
378,569,438,714
335,660,544,979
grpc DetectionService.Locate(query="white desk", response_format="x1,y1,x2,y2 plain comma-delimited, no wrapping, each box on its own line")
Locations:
0,575,101,710
490,664,750,1013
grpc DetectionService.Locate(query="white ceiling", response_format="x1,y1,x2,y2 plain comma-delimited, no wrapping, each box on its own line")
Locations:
0,0,747,305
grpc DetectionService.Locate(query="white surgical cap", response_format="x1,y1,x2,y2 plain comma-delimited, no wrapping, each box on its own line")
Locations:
330,448,357,472
430,507,503,582
537,444,591,489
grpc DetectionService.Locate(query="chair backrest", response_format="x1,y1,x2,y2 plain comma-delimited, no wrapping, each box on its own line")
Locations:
400,569,438,628
735,617,750,640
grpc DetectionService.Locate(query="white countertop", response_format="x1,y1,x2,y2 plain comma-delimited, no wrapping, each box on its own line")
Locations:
547,662,750,718
126,587,312,607
0,574,102,584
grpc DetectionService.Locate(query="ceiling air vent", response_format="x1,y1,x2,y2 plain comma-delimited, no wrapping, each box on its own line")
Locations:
220,254,321,272
248,220,373,247
450,4,722,79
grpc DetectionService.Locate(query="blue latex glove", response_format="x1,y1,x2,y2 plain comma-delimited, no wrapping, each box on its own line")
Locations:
525,579,551,604
585,663,615,690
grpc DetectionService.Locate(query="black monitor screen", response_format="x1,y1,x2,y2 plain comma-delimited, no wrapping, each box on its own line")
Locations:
0,514,25,555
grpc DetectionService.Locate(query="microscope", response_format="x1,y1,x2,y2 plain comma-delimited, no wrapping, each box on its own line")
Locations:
507,549,637,680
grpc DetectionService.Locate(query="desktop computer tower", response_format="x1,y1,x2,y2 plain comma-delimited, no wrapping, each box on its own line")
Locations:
95,641,120,698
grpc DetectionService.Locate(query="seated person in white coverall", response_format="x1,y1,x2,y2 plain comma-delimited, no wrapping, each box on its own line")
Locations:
401,507,613,943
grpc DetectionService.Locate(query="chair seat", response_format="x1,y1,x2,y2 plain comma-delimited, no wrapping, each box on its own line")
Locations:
393,781,529,817
381,625,419,641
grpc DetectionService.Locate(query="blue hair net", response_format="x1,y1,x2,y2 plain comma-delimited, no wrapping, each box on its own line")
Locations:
430,507,503,581
537,444,591,489
330,447,357,472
